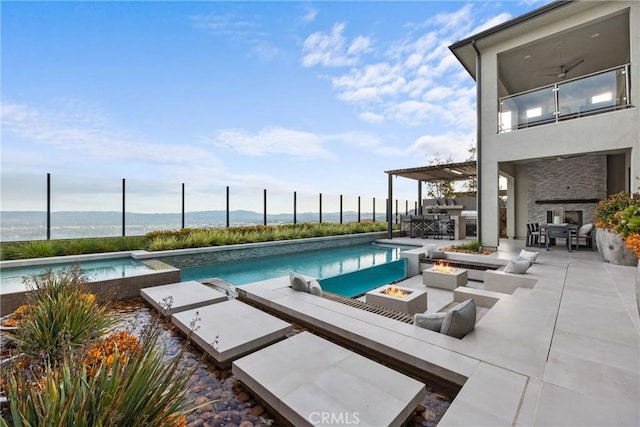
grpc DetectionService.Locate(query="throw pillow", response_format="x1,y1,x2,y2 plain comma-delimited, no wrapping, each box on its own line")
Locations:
578,223,593,236
440,299,476,339
428,249,447,259
504,259,532,274
519,249,539,263
309,280,323,297
414,312,446,332
289,272,310,292
446,198,456,206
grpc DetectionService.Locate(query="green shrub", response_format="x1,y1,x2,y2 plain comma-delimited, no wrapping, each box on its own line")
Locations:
1,222,396,259
453,240,482,251
3,322,200,426
594,192,640,229
8,241,57,259
10,266,116,365
616,203,640,238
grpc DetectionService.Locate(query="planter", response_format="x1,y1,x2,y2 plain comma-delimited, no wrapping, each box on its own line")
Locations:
637,260,640,317
595,228,637,266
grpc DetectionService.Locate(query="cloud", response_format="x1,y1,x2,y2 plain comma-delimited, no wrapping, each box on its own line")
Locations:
409,131,476,161
300,6,318,23
190,13,257,36
358,112,384,123
0,101,220,168
190,12,279,62
301,3,508,130
301,23,372,67
203,126,333,159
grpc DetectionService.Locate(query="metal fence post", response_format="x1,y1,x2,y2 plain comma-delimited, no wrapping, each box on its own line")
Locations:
293,191,297,224
47,173,51,240
358,196,361,222
181,183,185,229
319,193,323,223
372,197,376,222
226,186,230,228
340,194,343,224
263,189,267,226
122,178,126,237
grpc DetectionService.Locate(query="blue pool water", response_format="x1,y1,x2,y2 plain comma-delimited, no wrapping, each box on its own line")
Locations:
181,243,414,297
0,258,156,294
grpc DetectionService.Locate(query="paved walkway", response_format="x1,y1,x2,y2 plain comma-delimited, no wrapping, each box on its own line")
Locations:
384,237,639,426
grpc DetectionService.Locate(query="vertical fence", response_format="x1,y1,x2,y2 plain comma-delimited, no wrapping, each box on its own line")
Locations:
7,173,416,241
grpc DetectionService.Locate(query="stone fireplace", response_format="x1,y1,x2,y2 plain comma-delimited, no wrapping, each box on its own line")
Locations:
546,210,583,227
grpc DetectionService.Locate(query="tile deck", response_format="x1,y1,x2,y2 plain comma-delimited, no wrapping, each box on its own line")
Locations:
171,299,293,366
232,331,426,427
140,280,228,315
237,237,639,426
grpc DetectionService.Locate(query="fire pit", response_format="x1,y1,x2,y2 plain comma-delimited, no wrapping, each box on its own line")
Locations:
365,284,427,315
422,261,467,290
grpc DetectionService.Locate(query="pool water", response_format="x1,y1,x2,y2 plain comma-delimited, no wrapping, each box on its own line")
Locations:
0,258,156,294
181,243,414,297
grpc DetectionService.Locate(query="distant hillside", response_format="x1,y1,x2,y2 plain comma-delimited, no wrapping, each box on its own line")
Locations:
0,210,386,226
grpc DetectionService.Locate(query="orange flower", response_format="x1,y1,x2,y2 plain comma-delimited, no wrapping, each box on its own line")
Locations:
625,233,640,258
1,304,30,327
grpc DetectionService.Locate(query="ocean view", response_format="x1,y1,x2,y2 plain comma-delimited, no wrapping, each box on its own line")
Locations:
0,210,389,242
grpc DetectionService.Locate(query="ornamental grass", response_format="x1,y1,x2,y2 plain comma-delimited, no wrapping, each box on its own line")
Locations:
0,267,204,426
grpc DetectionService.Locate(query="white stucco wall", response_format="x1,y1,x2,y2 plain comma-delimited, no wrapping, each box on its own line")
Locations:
476,1,640,248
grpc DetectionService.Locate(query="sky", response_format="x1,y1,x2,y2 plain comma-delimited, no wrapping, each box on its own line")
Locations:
1,0,551,214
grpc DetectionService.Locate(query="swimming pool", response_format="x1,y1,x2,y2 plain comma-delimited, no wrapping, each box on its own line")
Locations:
181,243,414,297
0,258,157,294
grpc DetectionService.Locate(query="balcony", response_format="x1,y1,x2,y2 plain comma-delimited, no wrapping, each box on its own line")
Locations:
498,64,632,133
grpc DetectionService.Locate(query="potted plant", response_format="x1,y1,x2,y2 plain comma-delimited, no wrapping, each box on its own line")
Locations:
593,192,640,266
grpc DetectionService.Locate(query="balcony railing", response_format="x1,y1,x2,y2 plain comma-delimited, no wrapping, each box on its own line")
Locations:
498,64,632,133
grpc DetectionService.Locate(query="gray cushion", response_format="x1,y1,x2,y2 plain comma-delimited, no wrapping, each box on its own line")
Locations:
309,280,323,297
289,272,309,292
504,259,532,274
428,249,446,259
440,299,476,339
413,312,446,331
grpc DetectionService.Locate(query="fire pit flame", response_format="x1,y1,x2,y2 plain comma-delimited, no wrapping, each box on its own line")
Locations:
382,286,410,298
433,260,456,274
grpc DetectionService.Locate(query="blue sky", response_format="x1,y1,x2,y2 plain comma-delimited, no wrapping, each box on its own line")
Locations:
1,0,550,214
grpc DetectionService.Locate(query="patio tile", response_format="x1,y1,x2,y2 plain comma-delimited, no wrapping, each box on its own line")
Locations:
535,382,639,426
555,300,638,345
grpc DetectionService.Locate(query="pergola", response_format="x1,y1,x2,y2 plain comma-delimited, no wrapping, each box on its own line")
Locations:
384,160,477,238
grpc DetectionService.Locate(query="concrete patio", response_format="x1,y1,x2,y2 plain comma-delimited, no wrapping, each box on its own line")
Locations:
237,237,639,426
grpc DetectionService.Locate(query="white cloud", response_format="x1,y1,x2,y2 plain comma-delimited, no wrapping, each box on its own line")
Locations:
409,132,475,161
0,101,220,168
358,112,384,123
204,126,333,159
301,6,318,23
300,3,502,132
301,23,371,67
190,12,279,61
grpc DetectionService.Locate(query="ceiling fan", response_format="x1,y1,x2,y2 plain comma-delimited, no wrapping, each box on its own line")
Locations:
542,58,585,79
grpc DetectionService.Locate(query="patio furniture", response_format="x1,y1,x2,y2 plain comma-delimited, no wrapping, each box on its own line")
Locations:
543,224,573,252
572,223,594,250
413,298,476,339
526,223,542,246
437,214,455,240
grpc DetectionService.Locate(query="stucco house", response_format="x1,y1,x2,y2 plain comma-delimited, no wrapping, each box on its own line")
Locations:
449,0,639,250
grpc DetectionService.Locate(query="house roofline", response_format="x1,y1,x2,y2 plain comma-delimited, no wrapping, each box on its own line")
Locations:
448,1,574,79
449,0,573,51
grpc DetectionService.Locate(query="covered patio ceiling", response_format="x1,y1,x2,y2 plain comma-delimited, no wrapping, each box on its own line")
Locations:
385,160,477,182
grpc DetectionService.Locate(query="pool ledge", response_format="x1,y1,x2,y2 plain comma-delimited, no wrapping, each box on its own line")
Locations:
238,276,529,425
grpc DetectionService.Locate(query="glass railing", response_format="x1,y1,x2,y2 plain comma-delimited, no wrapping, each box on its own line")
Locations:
498,64,631,133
